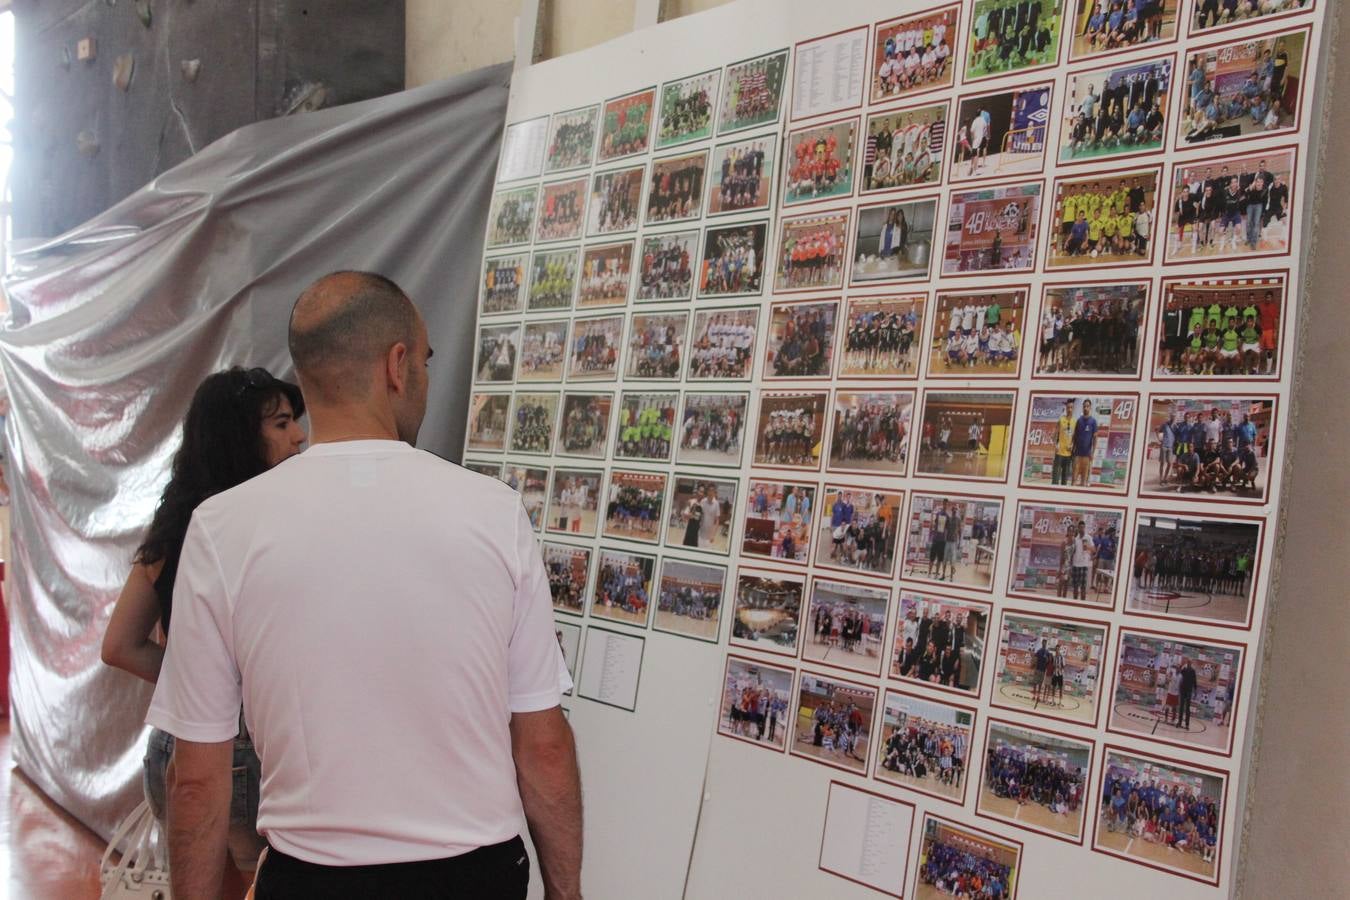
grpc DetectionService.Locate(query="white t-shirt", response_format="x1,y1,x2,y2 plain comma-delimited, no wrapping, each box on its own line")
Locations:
147,440,571,866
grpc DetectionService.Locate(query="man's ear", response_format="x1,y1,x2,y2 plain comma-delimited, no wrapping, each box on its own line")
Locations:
386,341,410,396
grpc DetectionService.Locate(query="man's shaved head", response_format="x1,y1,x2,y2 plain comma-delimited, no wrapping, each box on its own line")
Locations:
289,271,420,399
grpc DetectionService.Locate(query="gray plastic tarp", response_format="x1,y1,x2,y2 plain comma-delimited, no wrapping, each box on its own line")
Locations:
0,61,509,839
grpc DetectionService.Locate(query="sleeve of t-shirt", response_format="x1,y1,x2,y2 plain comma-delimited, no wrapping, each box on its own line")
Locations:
508,503,573,712
145,515,243,742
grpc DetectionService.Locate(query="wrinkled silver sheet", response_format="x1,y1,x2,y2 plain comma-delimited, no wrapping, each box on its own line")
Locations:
0,61,510,839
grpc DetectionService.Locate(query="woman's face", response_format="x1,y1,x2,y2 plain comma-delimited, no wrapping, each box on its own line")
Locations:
261,395,307,467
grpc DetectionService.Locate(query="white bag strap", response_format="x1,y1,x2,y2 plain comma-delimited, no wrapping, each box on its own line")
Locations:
100,799,165,899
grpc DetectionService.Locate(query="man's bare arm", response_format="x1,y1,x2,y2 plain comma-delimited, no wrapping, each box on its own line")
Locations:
165,738,233,900
511,706,583,900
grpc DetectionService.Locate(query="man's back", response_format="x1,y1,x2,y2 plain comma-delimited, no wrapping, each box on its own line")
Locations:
151,440,567,866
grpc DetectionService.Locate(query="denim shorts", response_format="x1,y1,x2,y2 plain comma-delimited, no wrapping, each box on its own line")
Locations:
143,726,261,828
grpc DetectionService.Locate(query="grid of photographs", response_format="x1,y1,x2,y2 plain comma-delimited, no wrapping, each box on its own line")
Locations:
474,1,1321,893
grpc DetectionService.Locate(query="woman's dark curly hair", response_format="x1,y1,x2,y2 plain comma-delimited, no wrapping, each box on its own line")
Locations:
135,366,304,627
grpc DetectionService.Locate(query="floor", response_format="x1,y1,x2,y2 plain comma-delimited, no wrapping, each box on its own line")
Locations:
0,718,105,900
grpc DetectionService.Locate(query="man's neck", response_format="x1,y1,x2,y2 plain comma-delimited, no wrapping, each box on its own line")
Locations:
306,407,402,445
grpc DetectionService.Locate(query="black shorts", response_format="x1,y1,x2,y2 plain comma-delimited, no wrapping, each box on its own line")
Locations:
929,538,946,562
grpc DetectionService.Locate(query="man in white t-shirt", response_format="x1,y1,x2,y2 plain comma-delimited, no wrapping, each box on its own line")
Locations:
149,272,582,899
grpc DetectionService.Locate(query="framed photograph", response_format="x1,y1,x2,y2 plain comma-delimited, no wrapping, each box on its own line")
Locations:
753,391,829,471
1009,501,1126,609
624,312,688,381
900,493,1004,592
698,221,768,298
1140,394,1277,502
546,468,603,538
507,392,560,456
790,26,868,121
1036,280,1148,378
717,654,795,751
850,197,939,285
543,542,592,616
577,241,635,309
942,181,1042,275
485,185,538,249
1060,56,1173,164
1107,628,1244,755
718,50,789,135
501,464,549,532
566,314,624,382
991,611,1109,727
1125,510,1263,628
587,165,644,236
927,288,1030,379
664,475,738,556
827,390,914,476
707,133,776,216
790,672,877,775
535,176,588,244
861,103,948,195
463,460,502,479
1068,0,1179,62
1182,25,1306,148
814,488,903,580
544,104,599,173
676,392,749,468
741,480,817,566
687,306,758,381
951,83,1053,183
915,390,1017,483
557,392,612,460
527,246,579,313
555,621,582,686
731,568,806,655
774,209,850,293
589,547,657,628
964,0,1063,83
781,118,858,207
655,558,727,642
1153,273,1286,380
645,149,708,226
1164,146,1296,264
874,689,977,804
601,470,668,545
496,115,548,183
1048,167,1161,269
891,591,992,696
838,295,925,378
803,578,890,677
870,6,960,105
1094,746,1227,886
978,720,1093,844
635,230,697,302
656,69,718,149
518,319,569,383
479,254,526,316
1020,392,1139,493
1191,0,1313,39
614,391,678,463
764,299,839,380
598,87,655,162
914,815,1022,899
465,393,510,454
473,322,519,385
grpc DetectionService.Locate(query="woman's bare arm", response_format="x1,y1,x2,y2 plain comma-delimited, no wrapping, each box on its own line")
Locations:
101,561,166,683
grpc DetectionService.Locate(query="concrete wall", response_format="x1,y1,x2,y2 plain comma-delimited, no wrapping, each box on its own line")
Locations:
404,3,1349,897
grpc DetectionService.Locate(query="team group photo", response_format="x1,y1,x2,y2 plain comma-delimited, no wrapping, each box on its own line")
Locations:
1036,282,1146,377
655,557,726,641
891,591,989,695
875,691,975,802
741,480,817,565
839,295,925,378
802,579,890,676
827,390,913,476
977,721,1091,841
1127,513,1261,626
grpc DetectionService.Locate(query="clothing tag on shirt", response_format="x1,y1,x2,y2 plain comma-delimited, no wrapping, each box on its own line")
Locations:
348,457,377,488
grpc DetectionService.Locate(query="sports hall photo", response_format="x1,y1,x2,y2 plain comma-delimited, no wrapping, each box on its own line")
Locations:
753,391,828,471
676,391,748,468
601,469,668,544
992,613,1108,725
730,569,805,655
951,83,1051,182
900,493,1003,591
567,313,624,380
687,306,758,381
544,542,592,615
635,230,697,301
965,0,1062,81
466,392,510,453
1179,28,1306,146
741,479,817,565
1153,274,1285,379
813,488,903,579
782,119,857,206
942,182,1042,274
978,720,1091,842
474,322,519,384
654,558,726,641
502,465,548,531
614,391,677,463
624,312,687,381
1127,512,1261,627
764,299,839,380
718,656,794,751
916,391,1017,481
547,468,603,538
803,579,890,676
708,134,776,215
558,392,612,459
1165,147,1296,263
928,289,1028,377
870,6,959,105
519,320,569,382
915,816,1020,900
586,164,643,235
775,210,850,292
861,103,948,194
851,198,939,284
590,547,657,627
827,390,913,476
644,150,707,225
598,87,655,161
480,253,526,315
1068,0,1178,61
891,591,991,696
508,392,560,455
1020,393,1137,493
528,246,579,312
699,221,768,298
1047,168,1160,268
838,295,926,378
1107,631,1243,753
875,691,975,802
1036,281,1147,377
1059,56,1171,163
536,177,588,243
790,673,877,775
1141,395,1276,501
718,50,788,134
663,476,736,555
656,68,717,148
578,241,634,308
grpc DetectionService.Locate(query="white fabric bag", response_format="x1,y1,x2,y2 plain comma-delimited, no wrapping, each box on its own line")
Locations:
99,799,172,900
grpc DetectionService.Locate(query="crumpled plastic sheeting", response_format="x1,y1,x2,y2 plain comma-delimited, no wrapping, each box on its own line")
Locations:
0,61,511,840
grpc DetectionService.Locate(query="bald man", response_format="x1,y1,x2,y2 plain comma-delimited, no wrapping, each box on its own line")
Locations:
149,272,582,900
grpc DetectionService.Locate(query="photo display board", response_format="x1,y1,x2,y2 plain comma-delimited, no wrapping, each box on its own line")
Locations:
469,1,1328,896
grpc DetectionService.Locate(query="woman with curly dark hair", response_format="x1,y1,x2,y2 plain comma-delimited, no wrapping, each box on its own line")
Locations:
102,366,306,883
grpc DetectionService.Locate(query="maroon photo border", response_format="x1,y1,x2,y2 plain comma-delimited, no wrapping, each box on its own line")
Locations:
729,564,810,658
801,574,894,679
788,666,881,778
1148,269,1290,384
988,607,1113,730
652,554,730,645
1044,163,1164,272
961,0,1067,85
1006,497,1131,612
849,193,944,288
913,812,1025,900
1056,51,1179,169
1186,0,1316,41
1135,391,1280,506
948,80,1056,186
1015,390,1143,496
873,686,979,808
751,389,832,474
924,284,1034,381
542,539,594,619
774,205,855,295
599,467,671,548
781,114,864,209
974,716,1096,846
914,387,1020,486
762,296,844,383
790,25,871,123
810,486,906,584
899,490,1007,594
817,780,918,899
739,480,821,571
889,588,997,701
715,653,797,753
869,4,964,109
1065,2,1181,65
824,387,917,479
835,292,929,382
1032,277,1152,382
587,545,660,631
939,178,1045,279
859,100,953,199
